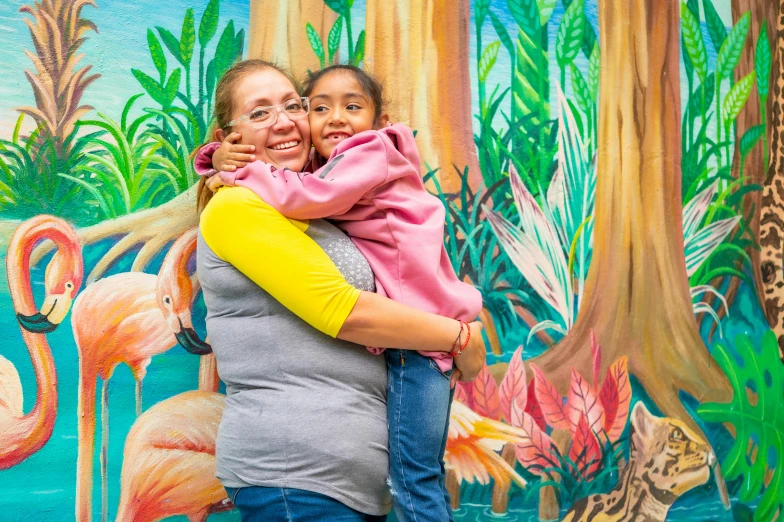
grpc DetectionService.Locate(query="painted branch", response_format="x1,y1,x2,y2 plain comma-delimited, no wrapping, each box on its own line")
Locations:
445,468,460,510
490,443,517,514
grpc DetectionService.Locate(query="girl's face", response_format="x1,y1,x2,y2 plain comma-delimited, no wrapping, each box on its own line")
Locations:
216,69,311,172
308,71,387,159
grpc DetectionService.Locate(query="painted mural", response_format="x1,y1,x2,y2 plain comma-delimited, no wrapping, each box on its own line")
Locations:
0,0,781,520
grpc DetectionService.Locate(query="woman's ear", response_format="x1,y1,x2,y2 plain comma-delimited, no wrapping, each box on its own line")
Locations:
213,127,227,143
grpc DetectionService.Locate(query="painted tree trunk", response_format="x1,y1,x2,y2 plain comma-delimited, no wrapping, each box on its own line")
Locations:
725,0,777,330
528,0,732,431
247,0,337,76
364,0,481,193
760,0,784,357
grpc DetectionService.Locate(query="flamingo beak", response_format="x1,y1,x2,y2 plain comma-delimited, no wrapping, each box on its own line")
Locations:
17,312,58,333
175,318,212,355
17,293,71,333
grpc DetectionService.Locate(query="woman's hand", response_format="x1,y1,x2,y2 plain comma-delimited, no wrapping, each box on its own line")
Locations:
214,132,256,171
451,321,485,385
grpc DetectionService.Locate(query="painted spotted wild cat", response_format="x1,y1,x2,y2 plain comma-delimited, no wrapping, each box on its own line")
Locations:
561,402,716,522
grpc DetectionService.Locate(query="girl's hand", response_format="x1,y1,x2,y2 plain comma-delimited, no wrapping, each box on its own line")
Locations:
213,132,256,171
206,174,229,193
452,321,485,383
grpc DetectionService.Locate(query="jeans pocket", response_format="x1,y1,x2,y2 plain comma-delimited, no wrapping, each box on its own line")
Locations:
428,358,454,380
225,486,242,505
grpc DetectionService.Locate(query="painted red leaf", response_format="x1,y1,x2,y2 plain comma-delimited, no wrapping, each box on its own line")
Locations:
472,363,503,420
524,378,547,431
600,357,632,442
531,363,570,431
590,329,601,390
515,411,558,476
569,414,601,479
499,346,527,423
454,382,471,406
567,369,605,437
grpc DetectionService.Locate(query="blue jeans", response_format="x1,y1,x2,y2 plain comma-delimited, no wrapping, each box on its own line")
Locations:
386,349,455,522
224,486,387,522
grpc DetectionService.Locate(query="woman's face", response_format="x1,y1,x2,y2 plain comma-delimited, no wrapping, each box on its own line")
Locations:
217,69,311,172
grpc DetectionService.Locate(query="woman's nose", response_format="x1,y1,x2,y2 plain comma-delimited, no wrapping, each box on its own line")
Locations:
272,108,295,130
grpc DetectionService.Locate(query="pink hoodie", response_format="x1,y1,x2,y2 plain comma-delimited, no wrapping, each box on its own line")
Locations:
195,124,482,371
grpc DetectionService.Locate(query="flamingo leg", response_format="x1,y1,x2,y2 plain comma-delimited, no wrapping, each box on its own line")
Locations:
100,378,109,522
136,379,142,417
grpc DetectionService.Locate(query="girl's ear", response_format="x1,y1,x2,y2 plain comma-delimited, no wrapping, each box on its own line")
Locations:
376,113,390,128
213,127,227,142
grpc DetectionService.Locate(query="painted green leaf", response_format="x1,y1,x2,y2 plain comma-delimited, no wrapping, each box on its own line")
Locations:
570,63,591,112
131,68,165,106
235,29,245,61
306,22,326,69
475,0,491,27
514,27,550,128
180,8,195,65
682,33,695,82
697,331,784,521
716,11,750,80
686,0,699,19
537,0,557,25
147,29,167,81
491,10,515,61
328,16,343,64
723,71,755,124
156,27,182,64
353,30,366,66
213,21,236,84
740,124,765,158
587,43,599,101
689,72,716,114
205,58,216,100
163,68,181,107
556,0,584,68
323,0,345,15
756,25,771,99
507,0,540,38
198,0,220,46
479,41,501,83
681,1,708,82
702,0,727,53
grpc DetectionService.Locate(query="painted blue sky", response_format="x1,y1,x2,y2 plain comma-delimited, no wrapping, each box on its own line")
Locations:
0,0,250,137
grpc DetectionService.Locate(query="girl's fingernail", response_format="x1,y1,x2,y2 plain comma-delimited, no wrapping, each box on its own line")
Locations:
250,155,255,160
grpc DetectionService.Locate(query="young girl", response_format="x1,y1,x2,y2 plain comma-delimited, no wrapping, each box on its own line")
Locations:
195,65,483,521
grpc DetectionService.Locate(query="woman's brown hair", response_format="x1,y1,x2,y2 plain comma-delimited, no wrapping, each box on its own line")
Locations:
196,59,299,213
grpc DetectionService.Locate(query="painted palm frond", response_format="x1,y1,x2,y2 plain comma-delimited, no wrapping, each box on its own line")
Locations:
18,0,100,152
682,181,742,277
486,169,573,334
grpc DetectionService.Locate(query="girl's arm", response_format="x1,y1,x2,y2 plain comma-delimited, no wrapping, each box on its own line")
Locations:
200,187,482,356
223,131,402,220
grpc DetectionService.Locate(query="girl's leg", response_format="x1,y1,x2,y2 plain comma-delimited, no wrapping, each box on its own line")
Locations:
386,349,453,522
226,485,375,522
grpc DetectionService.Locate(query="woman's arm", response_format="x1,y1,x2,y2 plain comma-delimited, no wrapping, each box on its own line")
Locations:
200,187,482,356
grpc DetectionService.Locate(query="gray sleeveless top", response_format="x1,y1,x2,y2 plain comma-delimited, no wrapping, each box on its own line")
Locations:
197,219,391,515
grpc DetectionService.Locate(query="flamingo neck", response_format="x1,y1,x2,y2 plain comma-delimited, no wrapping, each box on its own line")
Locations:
5,221,79,448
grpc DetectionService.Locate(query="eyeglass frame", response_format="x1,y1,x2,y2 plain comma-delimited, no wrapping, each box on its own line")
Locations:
226,97,311,129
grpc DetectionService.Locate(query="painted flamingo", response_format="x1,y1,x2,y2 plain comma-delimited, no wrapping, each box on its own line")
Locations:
115,387,228,522
1,215,83,469
446,400,529,490
73,228,210,521
116,230,229,521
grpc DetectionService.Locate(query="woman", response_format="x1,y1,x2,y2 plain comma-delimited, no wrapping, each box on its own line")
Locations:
197,59,485,521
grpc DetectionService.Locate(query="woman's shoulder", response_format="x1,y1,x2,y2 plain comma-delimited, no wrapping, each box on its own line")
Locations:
200,187,308,239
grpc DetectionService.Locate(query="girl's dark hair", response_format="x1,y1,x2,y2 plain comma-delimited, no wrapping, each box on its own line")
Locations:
301,65,387,123
197,59,299,213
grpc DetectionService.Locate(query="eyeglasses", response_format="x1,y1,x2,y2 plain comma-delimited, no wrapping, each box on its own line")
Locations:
227,97,310,128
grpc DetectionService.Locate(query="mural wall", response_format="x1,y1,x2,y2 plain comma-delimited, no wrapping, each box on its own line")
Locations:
0,0,781,520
